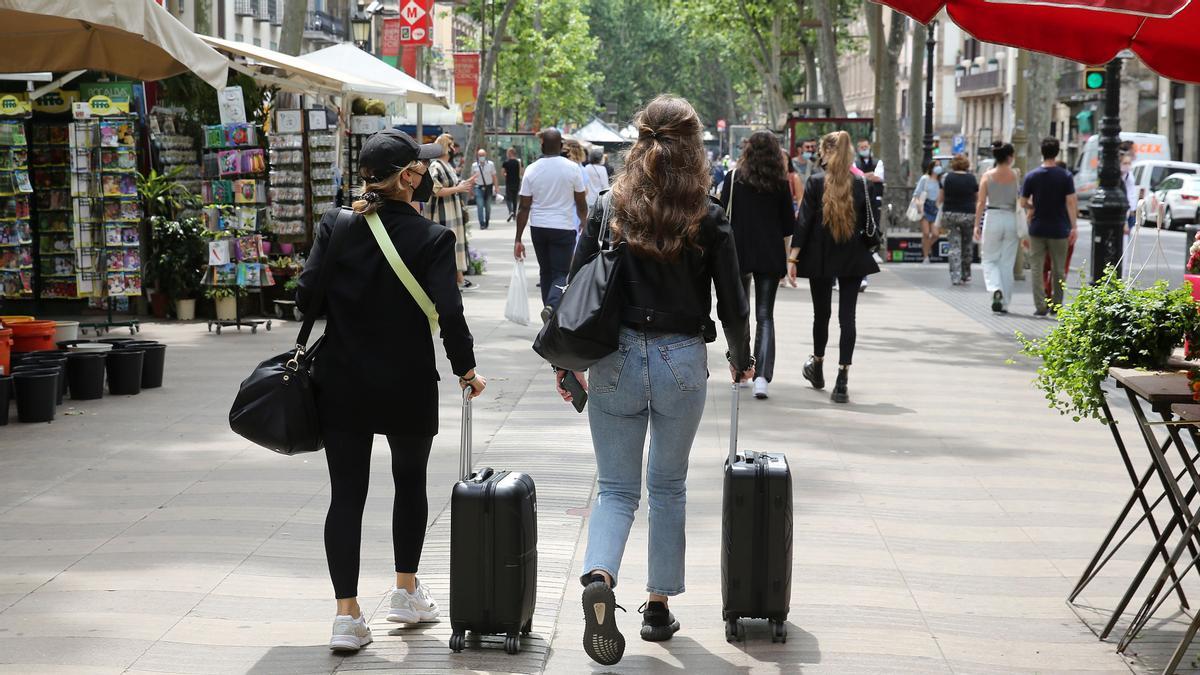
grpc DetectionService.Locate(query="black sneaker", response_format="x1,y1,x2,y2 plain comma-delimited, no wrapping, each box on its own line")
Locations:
830,367,849,404
802,356,824,390
991,290,1004,313
581,575,625,665
639,601,680,642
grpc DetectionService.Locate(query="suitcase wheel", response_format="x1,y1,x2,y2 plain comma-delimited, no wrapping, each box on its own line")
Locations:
725,618,745,643
505,633,521,655
521,619,532,636
449,630,465,653
771,619,787,644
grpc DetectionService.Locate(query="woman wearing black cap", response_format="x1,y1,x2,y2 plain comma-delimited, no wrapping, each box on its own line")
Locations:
296,129,485,653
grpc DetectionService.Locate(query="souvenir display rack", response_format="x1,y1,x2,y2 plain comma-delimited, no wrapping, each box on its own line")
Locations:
0,119,33,299
200,122,273,335
267,119,305,238
30,123,76,299
148,107,201,207
307,118,337,234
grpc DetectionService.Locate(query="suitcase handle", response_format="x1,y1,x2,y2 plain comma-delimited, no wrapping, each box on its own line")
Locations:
460,387,472,481
728,382,739,464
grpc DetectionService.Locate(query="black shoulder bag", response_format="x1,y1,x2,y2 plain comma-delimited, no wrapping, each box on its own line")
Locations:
228,208,354,455
533,192,625,371
859,175,885,252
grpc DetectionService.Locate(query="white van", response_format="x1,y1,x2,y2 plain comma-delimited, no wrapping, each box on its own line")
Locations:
1075,132,1171,212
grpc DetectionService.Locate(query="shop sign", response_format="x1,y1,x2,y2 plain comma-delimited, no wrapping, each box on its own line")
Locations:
0,94,31,117
219,86,247,125
80,82,133,107
399,0,433,47
453,52,480,124
275,109,303,134
381,17,402,58
350,115,386,135
32,89,78,114
72,95,130,118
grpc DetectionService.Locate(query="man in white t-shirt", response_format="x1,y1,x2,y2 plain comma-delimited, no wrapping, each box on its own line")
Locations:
515,128,587,316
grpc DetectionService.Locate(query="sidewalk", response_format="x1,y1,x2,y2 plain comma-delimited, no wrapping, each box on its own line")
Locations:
0,218,1185,674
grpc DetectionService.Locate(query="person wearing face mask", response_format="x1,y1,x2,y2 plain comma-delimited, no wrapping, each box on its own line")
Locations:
429,134,478,291
913,161,943,264
794,139,818,181
1120,152,1136,276
296,129,484,653
853,138,883,292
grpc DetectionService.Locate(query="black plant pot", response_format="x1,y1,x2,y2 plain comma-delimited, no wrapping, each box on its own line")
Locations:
0,374,11,426
14,361,64,405
26,354,67,405
13,369,57,423
57,339,95,350
131,343,165,389
99,337,135,347
66,352,106,400
105,349,144,396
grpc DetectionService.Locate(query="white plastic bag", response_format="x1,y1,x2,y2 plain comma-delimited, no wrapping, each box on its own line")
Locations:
505,259,531,325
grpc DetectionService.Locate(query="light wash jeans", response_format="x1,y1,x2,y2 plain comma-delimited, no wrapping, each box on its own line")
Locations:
581,327,708,596
473,184,493,228
980,209,1018,309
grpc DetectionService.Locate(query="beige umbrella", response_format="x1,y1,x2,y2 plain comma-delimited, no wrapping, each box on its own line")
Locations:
0,0,228,89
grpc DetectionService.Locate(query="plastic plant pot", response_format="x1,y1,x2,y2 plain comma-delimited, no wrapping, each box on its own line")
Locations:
0,374,11,426
26,354,67,405
105,348,144,396
124,342,165,389
66,352,106,400
99,337,135,346
13,369,57,423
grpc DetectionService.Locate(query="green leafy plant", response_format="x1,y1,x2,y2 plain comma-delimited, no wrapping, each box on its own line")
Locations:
144,215,206,302
1019,265,1200,422
137,167,199,220
205,286,247,300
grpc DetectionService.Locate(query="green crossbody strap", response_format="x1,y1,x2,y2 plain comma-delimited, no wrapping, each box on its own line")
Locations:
364,212,440,334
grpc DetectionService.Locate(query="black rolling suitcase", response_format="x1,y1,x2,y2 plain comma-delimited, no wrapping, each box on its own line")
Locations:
721,382,792,643
449,389,538,654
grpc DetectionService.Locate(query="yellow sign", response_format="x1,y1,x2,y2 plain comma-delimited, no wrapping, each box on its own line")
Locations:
85,95,129,116
32,89,78,114
0,94,31,117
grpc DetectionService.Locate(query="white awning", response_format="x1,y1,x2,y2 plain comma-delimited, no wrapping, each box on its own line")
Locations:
575,118,625,144
300,43,448,108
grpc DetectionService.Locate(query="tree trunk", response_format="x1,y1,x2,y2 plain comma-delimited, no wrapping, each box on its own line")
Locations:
801,39,819,102
194,0,211,35
1026,52,1059,165
279,0,306,56
907,22,927,185
875,10,908,229
813,0,846,116
467,0,519,153
525,0,543,130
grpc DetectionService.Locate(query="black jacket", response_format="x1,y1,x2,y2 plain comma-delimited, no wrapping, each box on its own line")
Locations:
570,198,752,370
719,179,795,278
793,173,881,279
297,201,475,436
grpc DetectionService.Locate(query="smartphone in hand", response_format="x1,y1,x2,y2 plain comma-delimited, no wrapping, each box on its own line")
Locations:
560,371,588,413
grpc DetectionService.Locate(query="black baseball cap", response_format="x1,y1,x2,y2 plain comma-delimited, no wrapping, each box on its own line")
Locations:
359,129,442,181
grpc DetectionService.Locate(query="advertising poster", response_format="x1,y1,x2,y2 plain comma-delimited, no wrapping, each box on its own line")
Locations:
453,53,480,124
381,17,401,67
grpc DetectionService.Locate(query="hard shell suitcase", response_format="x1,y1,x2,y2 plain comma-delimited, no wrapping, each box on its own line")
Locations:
449,389,538,655
721,383,792,643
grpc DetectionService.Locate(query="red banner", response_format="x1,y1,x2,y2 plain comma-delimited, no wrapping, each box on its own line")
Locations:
399,0,434,46
453,53,480,123
401,48,419,77
381,18,401,57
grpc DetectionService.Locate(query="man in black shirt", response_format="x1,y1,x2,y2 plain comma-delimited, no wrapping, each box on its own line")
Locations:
501,147,522,222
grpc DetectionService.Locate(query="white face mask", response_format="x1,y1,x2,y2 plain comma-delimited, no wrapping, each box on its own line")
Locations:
933,165,944,175
858,148,871,158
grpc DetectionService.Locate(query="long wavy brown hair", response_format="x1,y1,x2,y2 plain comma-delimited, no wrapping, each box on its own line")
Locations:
610,95,709,261
737,131,788,193
820,130,856,243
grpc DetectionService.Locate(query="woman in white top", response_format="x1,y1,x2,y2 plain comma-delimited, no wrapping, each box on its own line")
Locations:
974,142,1020,314
913,161,943,264
582,147,611,208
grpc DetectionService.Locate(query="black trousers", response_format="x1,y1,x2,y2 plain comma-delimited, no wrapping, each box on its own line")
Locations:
505,186,519,217
530,226,576,310
323,428,434,599
741,272,780,382
808,276,865,366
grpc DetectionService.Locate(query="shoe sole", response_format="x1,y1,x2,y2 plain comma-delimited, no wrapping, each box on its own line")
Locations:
329,633,372,651
582,581,624,666
831,391,849,403
640,619,680,642
754,392,768,399
386,609,440,624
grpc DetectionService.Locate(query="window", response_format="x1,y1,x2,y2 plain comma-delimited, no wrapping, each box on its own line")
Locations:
253,37,262,46
235,32,245,42
271,41,278,51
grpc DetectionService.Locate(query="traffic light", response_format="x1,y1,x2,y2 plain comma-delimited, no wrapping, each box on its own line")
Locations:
1083,66,1106,91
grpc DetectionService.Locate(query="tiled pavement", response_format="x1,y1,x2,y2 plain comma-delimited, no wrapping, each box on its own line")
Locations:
1,220,1199,673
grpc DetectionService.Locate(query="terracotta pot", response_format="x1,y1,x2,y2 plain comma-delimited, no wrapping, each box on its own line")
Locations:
149,290,169,319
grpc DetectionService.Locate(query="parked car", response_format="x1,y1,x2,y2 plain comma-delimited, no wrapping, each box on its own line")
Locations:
1076,132,1171,214
1142,172,1200,230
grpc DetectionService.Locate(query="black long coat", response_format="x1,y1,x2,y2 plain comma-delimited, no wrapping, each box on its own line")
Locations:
793,173,881,279
719,179,795,279
297,201,476,437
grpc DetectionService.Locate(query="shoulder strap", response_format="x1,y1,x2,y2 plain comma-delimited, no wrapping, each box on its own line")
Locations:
726,167,736,221
364,211,440,334
598,190,613,248
295,207,354,351
860,175,878,236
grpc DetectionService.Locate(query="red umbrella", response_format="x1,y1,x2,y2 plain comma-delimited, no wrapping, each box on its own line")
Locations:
881,0,1200,83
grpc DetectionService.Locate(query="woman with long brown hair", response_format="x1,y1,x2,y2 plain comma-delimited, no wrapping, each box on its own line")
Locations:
720,131,794,400
787,130,880,403
556,95,752,665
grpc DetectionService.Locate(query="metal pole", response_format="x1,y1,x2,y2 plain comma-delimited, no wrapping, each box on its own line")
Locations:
1090,58,1125,281
921,20,937,171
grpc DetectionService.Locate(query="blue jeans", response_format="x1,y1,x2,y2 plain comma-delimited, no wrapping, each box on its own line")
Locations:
473,184,493,228
581,327,708,596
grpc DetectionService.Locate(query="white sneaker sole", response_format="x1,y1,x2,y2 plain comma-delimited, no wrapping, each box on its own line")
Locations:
387,608,440,624
329,632,372,651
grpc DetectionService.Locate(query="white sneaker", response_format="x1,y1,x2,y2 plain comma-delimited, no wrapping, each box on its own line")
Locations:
329,614,372,652
753,377,768,399
387,579,441,624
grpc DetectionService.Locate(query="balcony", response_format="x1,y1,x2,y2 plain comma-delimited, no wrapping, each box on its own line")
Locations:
252,0,276,23
304,10,345,44
957,69,1005,98
234,0,254,17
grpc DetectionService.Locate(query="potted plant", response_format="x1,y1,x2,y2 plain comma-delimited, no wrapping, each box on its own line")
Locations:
205,286,243,322
139,168,202,318
1019,265,1200,422
144,215,206,320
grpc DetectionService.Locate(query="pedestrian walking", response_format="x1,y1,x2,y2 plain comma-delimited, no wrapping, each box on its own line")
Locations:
558,95,752,665
582,146,610,209
501,147,522,222
295,129,485,653
467,148,497,230
720,132,793,400
428,134,478,291
853,137,883,293
1120,151,1137,276
788,130,880,403
1021,136,1078,316
940,154,978,285
975,141,1020,313
709,154,726,196
514,128,588,319
794,138,818,181
785,148,804,212
913,161,943,264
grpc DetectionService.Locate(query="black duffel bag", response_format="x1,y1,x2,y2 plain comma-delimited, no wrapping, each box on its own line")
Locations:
228,208,353,455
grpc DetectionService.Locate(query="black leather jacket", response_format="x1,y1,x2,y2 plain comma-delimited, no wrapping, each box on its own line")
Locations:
570,197,752,371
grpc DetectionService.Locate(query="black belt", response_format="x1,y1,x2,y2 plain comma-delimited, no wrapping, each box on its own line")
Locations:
621,306,704,335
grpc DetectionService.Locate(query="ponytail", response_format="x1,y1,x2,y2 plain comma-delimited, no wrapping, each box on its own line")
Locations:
819,131,856,243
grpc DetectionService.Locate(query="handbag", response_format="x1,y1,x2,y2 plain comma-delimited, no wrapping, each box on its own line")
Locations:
859,175,884,251
906,176,925,222
228,207,354,456
533,192,624,371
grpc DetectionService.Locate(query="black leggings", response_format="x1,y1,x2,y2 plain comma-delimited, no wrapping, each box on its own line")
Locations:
809,276,865,366
324,428,434,599
741,272,780,381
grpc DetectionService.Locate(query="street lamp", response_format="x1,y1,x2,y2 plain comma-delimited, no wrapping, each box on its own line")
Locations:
922,19,937,172
351,15,371,52
1090,55,1129,281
